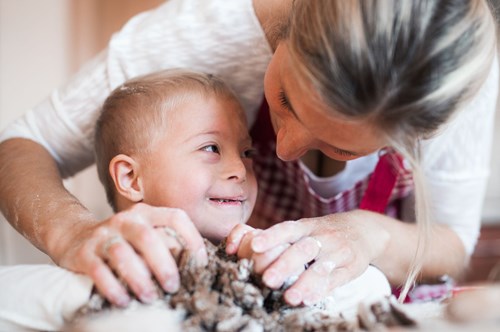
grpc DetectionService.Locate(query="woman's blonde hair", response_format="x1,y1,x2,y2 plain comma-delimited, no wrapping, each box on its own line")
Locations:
286,0,497,299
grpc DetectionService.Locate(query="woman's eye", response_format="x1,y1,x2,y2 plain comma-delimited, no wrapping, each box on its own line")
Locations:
201,145,220,153
278,89,291,110
333,147,355,157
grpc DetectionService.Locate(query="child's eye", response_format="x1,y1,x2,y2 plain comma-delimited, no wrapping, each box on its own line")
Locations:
201,145,220,154
242,148,257,159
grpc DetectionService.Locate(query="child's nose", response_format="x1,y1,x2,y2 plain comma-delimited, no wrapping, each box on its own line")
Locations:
224,156,246,182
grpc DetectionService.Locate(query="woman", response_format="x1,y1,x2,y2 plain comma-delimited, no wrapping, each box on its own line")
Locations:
0,0,497,307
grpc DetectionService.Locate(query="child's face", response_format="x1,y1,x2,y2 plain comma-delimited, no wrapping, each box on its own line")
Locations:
141,95,257,243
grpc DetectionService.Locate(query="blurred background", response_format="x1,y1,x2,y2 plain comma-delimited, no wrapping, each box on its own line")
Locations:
0,0,163,264
0,0,500,281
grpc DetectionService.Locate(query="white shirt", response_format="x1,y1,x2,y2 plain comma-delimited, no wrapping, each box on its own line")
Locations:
1,0,498,255
0,265,92,331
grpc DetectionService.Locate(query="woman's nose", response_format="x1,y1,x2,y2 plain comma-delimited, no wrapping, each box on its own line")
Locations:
276,126,313,161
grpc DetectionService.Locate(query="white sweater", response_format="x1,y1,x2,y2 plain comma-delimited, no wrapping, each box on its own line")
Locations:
1,0,498,255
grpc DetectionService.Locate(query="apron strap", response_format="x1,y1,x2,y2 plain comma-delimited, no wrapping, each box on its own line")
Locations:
359,150,405,213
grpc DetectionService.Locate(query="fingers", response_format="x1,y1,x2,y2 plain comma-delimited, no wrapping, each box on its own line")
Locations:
261,236,321,289
121,222,181,294
116,206,208,295
284,263,352,306
276,239,356,306
225,224,256,255
226,224,294,274
59,233,133,307
86,256,131,307
102,236,160,303
154,207,208,266
77,204,208,307
252,243,290,274
157,226,184,260
250,221,310,253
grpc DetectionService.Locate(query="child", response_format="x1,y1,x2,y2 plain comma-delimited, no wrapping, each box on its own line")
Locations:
94,68,258,244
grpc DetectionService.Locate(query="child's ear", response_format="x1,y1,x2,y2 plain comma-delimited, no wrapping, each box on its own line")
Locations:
109,154,144,203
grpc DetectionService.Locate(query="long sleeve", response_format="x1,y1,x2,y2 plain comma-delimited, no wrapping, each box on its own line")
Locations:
0,265,93,331
0,0,272,177
418,56,499,254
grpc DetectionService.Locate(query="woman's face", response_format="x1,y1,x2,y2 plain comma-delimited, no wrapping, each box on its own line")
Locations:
264,43,387,162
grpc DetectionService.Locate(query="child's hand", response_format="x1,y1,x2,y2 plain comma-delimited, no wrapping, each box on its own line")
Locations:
225,224,258,257
57,203,208,307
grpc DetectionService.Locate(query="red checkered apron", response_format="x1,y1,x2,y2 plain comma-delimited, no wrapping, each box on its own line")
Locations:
248,99,414,229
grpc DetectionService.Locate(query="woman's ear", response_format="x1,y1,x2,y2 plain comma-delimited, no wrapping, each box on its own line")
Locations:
109,154,144,203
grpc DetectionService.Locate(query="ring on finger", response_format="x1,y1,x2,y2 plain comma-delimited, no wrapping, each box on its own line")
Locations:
101,235,123,258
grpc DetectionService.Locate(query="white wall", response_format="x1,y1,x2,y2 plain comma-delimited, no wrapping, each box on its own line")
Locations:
0,0,69,128
0,0,71,264
0,0,112,265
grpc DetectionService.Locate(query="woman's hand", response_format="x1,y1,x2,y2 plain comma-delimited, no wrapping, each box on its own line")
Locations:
55,203,208,307
227,224,294,275
227,210,390,306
